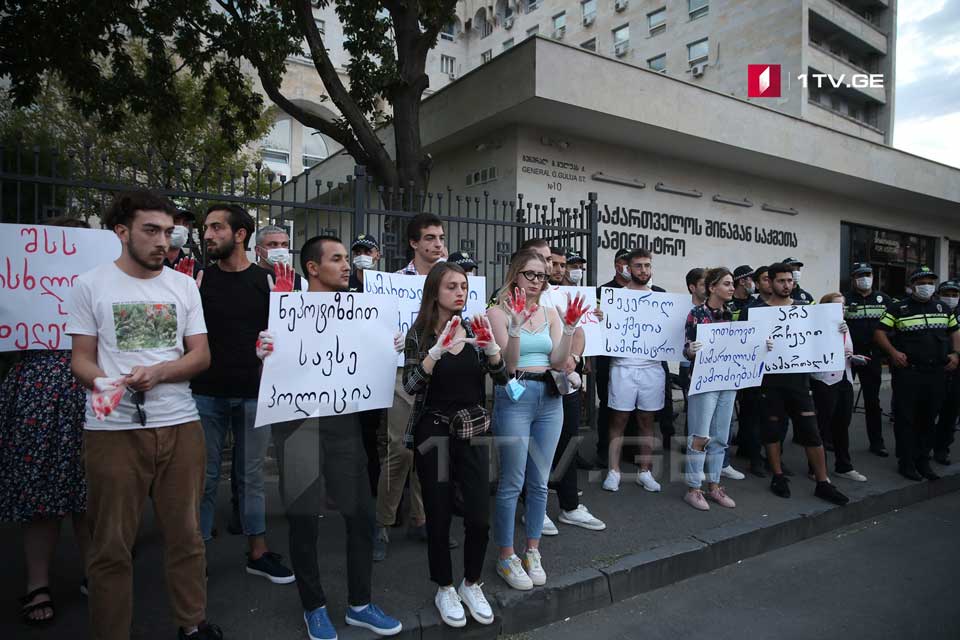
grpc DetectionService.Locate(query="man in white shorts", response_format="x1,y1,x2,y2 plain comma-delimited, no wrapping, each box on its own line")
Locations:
603,248,665,493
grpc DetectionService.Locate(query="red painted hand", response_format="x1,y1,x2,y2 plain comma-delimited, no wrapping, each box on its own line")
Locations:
562,293,589,331
92,377,127,421
470,314,493,349
174,258,195,277
441,316,461,348
269,262,295,292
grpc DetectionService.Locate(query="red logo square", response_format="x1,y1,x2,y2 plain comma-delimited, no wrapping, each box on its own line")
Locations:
748,64,781,98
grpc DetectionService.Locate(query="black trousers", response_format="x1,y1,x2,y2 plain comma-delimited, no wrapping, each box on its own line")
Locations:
358,409,383,495
853,357,886,450
934,371,960,456
549,391,582,512
811,378,854,473
414,414,490,586
892,368,946,469
595,356,611,459
273,416,374,610
736,387,764,461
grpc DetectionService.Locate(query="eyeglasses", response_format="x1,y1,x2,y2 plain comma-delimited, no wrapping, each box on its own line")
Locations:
520,271,548,283
132,390,147,427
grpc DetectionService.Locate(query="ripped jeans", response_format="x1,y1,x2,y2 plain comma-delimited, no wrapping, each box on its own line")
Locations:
684,390,736,489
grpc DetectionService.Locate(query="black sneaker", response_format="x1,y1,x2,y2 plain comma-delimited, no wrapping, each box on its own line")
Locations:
814,481,849,506
178,621,223,640
770,473,791,498
245,552,295,584
898,464,922,482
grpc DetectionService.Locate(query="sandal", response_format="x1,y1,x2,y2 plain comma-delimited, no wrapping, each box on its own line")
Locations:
20,586,55,626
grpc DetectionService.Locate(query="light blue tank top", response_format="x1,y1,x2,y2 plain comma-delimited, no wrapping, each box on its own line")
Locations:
517,308,552,368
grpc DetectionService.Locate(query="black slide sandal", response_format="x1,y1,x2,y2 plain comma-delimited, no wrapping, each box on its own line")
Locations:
20,586,55,626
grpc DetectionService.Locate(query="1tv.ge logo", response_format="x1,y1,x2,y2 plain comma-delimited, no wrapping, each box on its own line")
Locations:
747,64,884,98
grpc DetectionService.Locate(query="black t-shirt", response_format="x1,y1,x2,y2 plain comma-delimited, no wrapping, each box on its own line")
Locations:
191,263,273,398
425,345,484,414
742,299,811,389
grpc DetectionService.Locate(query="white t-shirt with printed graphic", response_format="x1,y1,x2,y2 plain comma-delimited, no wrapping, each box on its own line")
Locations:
66,262,207,430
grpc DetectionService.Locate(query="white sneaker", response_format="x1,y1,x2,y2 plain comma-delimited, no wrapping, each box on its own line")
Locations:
435,585,466,628
542,513,559,536
636,470,661,492
721,465,746,480
602,469,621,492
558,504,606,531
497,555,533,591
523,549,547,586
458,580,494,625
836,469,867,482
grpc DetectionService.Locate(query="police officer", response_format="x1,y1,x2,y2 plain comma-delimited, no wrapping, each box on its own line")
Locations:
874,266,960,481
564,251,586,285
728,265,756,320
349,233,381,291
448,251,478,275
843,262,893,457
933,280,960,465
782,257,814,303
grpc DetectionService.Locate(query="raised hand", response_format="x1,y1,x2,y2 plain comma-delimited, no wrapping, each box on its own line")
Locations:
175,258,203,287
470,313,501,357
561,292,589,335
504,287,538,337
92,376,128,420
256,330,275,360
428,316,466,361
268,262,295,292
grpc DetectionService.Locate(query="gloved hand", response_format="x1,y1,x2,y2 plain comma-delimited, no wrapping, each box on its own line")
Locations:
428,316,467,361
268,262,295,292
256,331,274,360
92,376,128,420
504,287,538,338
561,292,589,336
470,314,500,357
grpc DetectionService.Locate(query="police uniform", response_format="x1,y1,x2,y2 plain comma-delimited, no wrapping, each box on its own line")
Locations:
934,281,960,464
843,263,894,454
878,268,959,477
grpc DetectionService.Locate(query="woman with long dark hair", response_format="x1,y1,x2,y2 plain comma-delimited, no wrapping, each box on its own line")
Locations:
486,250,587,591
402,262,506,628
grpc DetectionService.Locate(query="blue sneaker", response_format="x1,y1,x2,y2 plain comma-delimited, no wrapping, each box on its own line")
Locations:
304,606,337,640
344,604,402,636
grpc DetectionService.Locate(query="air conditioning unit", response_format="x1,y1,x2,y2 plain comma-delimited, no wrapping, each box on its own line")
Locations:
448,71,456,80
691,62,707,76
615,0,628,12
552,26,566,39
504,16,514,29
614,41,629,57
583,13,596,26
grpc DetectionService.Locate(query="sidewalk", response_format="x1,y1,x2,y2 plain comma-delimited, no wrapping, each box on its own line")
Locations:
3,387,957,640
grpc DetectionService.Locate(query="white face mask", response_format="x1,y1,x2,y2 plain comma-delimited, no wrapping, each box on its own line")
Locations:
353,255,374,270
792,270,802,285
170,225,189,249
265,248,291,266
914,284,936,300
941,295,959,309
744,282,756,295
855,276,873,291
619,265,630,280
568,268,583,284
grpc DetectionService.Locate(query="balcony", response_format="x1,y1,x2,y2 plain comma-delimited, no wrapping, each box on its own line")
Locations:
808,0,888,54
807,44,886,104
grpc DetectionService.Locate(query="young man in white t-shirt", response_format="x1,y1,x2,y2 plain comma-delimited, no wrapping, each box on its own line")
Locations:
66,191,220,640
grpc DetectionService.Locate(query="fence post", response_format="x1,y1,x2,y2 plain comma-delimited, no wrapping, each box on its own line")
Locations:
586,191,600,429
353,165,366,240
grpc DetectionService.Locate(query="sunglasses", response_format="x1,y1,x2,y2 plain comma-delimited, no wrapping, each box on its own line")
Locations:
520,271,548,283
132,390,147,427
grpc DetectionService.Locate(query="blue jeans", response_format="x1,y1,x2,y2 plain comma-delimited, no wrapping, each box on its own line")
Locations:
195,395,272,540
684,390,736,489
493,381,563,548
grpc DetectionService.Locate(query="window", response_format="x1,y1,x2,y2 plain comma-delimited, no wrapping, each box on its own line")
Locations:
527,0,541,12
687,38,709,65
581,38,597,51
302,127,328,169
648,8,666,35
553,12,566,37
440,21,457,41
648,53,666,72
481,50,493,63
582,0,597,22
441,54,456,75
503,38,514,50
689,0,709,20
613,24,630,44
526,25,540,38
261,119,291,177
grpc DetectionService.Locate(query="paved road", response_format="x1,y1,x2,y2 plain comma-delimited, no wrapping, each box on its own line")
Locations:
513,491,960,640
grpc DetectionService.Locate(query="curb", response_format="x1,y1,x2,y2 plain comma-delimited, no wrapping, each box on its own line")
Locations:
349,469,960,638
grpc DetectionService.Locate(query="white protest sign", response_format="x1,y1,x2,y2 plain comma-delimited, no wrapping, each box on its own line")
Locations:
255,292,400,427
540,285,604,356
749,303,844,375
363,270,487,366
689,321,767,395
0,223,121,351
599,288,690,361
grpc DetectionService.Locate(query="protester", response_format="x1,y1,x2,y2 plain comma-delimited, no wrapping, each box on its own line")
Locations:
401,262,504,627
811,293,868,482
375,213,448,561
728,265,756,320
678,268,706,411
565,251,586,285
448,251,478,275
681,267,743,510
486,250,583,590
754,265,772,303
783,257,814,303
66,190,221,640
594,248,631,467
729,264,765,476
164,209,200,276
548,247,567,285
253,224,293,271
603,248,665,494
875,266,960,482
349,233,382,290
934,280,960,465
842,263,892,457
192,204,294,583
741,263,849,505
259,235,402,639
1,217,91,626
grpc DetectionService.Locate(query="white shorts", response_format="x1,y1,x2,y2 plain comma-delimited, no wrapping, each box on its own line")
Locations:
608,361,666,412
